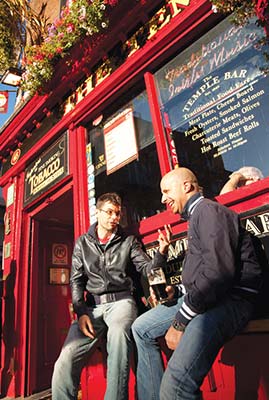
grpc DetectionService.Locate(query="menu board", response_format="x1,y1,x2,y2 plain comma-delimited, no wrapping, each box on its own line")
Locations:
179,75,266,160
155,15,269,179
104,108,138,175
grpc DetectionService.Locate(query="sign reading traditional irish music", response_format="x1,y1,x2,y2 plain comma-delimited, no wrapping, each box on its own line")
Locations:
104,107,138,175
24,133,68,205
155,15,269,175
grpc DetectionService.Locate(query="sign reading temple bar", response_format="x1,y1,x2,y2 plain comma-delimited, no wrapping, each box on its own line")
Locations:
24,133,68,205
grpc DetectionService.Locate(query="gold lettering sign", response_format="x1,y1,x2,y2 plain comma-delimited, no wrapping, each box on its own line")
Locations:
63,0,192,115
24,133,68,205
168,0,190,16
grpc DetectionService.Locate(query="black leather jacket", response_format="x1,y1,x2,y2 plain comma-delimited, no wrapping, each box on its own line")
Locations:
71,223,166,317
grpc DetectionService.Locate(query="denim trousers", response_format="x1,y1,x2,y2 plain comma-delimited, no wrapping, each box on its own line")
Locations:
132,295,254,400
51,297,138,400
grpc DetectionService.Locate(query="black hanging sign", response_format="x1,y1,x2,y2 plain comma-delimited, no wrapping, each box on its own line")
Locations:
24,133,68,205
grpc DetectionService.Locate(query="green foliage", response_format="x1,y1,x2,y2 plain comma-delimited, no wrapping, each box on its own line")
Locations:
9,1,267,96
21,0,116,95
0,2,22,73
210,0,269,26
0,0,119,95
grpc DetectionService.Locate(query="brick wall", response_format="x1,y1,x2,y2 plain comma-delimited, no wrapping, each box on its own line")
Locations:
30,0,63,23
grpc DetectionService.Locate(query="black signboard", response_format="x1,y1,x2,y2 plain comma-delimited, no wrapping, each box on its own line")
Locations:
24,133,69,205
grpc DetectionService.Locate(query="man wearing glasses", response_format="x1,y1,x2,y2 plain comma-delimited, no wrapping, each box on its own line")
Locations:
52,192,171,400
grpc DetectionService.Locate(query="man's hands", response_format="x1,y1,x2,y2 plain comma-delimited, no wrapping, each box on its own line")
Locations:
165,326,184,350
78,315,96,339
156,224,184,350
158,224,172,255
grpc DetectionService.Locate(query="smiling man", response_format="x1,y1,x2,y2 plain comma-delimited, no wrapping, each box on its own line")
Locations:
160,167,198,214
52,192,171,400
132,167,263,400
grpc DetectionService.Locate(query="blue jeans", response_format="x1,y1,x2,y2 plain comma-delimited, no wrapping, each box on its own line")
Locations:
132,295,254,400
51,298,138,400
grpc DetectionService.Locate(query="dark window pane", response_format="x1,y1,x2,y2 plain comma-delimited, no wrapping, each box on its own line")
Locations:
87,90,164,226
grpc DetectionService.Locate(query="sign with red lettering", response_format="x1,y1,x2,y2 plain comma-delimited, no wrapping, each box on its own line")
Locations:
11,148,21,165
52,243,68,265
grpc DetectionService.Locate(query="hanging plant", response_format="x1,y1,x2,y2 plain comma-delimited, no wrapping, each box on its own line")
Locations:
0,0,49,74
210,0,269,27
20,0,119,95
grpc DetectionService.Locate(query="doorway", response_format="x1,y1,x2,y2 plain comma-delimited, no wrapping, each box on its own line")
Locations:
27,188,74,395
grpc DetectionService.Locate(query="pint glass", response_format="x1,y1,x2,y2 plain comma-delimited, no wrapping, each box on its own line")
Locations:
147,267,168,304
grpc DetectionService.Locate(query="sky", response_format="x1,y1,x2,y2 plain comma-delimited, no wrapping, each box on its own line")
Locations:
0,82,18,203
0,82,18,130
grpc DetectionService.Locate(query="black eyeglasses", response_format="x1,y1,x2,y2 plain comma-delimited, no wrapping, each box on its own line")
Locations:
99,209,121,218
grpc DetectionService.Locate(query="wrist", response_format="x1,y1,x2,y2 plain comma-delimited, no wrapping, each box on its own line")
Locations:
172,320,186,332
159,246,168,255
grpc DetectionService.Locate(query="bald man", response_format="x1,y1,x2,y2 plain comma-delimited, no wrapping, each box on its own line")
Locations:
132,167,262,400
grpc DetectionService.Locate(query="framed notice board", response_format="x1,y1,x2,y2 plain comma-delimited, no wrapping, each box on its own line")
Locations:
49,267,70,285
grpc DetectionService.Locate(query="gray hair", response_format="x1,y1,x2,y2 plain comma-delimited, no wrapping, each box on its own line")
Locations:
235,166,264,180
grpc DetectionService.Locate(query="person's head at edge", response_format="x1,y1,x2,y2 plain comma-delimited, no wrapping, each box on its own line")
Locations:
233,166,264,187
95,192,122,235
160,167,199,214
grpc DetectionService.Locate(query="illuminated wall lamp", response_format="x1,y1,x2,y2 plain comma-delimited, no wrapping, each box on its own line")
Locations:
0,67,23,86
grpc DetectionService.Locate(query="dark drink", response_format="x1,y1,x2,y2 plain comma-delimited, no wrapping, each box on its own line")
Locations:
147,267,168,304
150,283,168,303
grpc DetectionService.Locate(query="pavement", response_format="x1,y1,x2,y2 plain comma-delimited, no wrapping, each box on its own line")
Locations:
0,389,51,400
1,387,83,399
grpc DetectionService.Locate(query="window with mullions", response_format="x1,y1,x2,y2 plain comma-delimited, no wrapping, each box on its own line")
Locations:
154,15,269,198
86,90,165,226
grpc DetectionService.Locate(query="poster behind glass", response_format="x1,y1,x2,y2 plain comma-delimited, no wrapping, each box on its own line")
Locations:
155,15,269,197
87,91,164,225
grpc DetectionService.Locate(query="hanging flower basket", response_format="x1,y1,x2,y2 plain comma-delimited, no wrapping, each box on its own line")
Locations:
210,0,269,26
20,0,119,95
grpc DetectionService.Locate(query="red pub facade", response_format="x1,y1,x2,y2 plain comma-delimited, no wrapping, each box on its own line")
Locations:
0,0,269,398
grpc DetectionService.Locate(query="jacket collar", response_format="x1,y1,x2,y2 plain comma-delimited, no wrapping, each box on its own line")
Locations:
88,222,121,241
181,193,204,221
